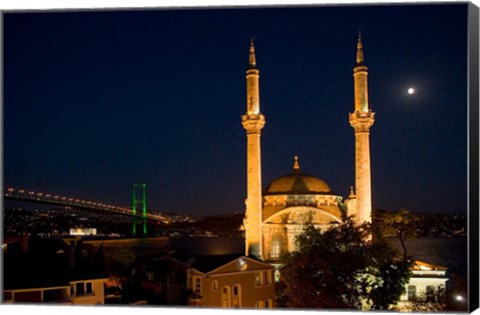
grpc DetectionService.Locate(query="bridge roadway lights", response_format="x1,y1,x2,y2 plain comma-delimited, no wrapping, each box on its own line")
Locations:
4,187,168,226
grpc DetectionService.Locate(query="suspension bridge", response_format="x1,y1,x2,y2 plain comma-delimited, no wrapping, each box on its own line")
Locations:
3,185,180,236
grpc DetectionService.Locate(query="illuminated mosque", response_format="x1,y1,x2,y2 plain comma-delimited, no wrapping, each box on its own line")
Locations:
242,35,375,261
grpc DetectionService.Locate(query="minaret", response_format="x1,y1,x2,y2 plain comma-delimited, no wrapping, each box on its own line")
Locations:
349,32,375,225
242,38,265,259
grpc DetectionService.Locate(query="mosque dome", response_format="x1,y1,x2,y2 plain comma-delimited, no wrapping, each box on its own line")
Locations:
263,156,335,196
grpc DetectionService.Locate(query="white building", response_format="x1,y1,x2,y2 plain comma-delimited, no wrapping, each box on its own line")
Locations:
400,261,448,304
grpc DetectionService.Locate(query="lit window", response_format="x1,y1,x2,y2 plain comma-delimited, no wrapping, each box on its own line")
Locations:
274,269,281,282
147,272,154,282
407,285,417,301
221,286,231,308
270,237,281,259
255,272,264,286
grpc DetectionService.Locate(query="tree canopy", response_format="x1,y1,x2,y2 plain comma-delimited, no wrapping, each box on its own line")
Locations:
278,218,412,310
373,208,419,259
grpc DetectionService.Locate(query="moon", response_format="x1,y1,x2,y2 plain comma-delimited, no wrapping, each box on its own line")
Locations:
408,88,415,94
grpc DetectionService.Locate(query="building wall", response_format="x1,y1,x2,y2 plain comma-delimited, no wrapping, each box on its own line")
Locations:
4,286,71,304
261,205,342,261
187,262,275,308
399,275,448,302
71,279,106,305
202,270,274,308
5,280,106,306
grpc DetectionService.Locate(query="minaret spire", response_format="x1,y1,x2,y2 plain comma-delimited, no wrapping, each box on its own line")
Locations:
249,37,257,67
349,33,375,226
242,38,265,259
353,31,369,113
246,37,261,115
356,31,364,65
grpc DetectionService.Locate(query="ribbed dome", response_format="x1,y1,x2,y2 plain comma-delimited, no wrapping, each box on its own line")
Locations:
263,171,334,196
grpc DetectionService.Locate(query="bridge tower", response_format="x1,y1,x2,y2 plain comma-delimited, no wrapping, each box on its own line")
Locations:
132,184,147,236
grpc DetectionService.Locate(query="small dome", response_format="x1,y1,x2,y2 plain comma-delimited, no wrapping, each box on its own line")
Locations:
263,156,334,196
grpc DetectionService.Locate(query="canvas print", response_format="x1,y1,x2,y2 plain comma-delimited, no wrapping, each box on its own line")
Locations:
2,2,478,313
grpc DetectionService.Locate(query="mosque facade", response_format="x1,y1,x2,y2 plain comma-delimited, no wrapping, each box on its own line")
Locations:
242,36,375,261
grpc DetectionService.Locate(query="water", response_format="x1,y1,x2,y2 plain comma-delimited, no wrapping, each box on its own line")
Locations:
387,236,468,276
83,236,245,257
387,236,468,308
86,236,467,276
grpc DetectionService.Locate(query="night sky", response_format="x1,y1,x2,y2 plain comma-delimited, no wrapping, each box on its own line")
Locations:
3,3,469,216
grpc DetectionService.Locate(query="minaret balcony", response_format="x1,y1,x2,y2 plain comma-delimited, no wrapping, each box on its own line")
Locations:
349,110,375,118
349,110,375,132
242,113,265,134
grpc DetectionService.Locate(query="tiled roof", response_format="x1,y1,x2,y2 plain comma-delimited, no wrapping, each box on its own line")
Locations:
412,260,448,271
178,253,244,273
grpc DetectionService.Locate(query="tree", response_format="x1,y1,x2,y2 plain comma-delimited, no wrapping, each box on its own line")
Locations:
367,245,412,310
279,218,412,310
374,208,419,259
105,246,136,289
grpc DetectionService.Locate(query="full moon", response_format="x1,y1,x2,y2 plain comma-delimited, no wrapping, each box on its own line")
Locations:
408,88,415,94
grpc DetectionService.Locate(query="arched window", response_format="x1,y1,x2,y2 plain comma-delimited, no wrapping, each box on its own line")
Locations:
256,300,264,309
270,236,281,259
221,286,231,308
265,299,272,308
232,284,241,308
426,285,435,302
212,280,218,291
407,285,417,301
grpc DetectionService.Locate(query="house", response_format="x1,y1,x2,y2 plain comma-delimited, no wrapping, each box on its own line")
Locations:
403,261,448,301
132,253,189,305
186,255,275,308
2,237,108,305
131,253,275,308
395,260,448,309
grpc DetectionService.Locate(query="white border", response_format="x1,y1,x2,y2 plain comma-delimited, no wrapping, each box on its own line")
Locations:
1,1,478,315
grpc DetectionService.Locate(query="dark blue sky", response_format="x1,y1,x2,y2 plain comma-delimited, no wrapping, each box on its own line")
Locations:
3,4,468,216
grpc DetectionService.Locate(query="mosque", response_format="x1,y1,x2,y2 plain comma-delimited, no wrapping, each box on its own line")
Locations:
242,35,375,261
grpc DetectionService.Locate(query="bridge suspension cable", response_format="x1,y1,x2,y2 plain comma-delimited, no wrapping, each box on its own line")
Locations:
3,187,170,223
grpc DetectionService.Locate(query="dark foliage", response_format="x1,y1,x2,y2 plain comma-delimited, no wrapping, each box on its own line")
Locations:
279,218,412,310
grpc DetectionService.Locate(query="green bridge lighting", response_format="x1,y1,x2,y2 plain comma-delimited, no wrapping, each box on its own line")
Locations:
132,184,147,237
